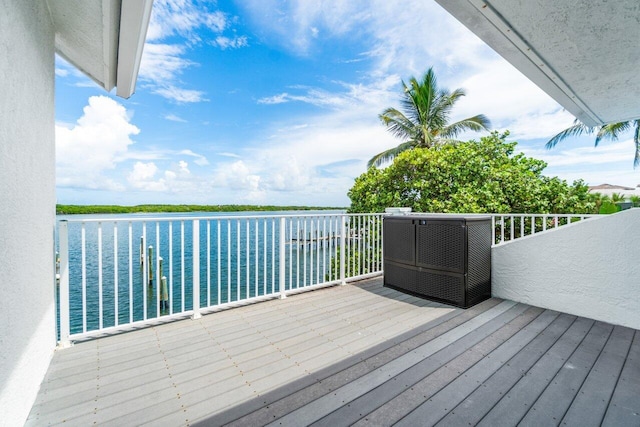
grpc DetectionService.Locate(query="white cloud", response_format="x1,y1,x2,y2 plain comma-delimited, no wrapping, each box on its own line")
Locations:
237,0,484,74
214,36,249,50
496,109,576,141
133,161,159,180
219,161,260,191
139,0,249,103
139,43,204,102
258,75,399,113
208,106,399,205
242,0,569,144
56,96,140,190
237,1,369,56
146,0,227,42
139,44,192,83
165,113,187,122
522,139,637,168
257,93,290,105
257,89,349,108
555,168,640,188
153,85,207,103
179,149,209,166
118,147,210,166
127,160,200,193
212,160,265,202
178,160,190,174
128,161,165,191
56,97,214,197
267,156,311,191
511,137,640,188
139,43,207,103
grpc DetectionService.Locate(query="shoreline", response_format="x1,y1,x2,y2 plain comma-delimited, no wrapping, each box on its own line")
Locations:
56,204,346,215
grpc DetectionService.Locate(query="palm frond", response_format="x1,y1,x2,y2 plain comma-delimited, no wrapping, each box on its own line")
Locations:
444,88,466,105
400,78,422,125
420,68,437,111
595,121,631,146
634,120,640,168
441,114,491,139
545,120,592,149
367,141,416,168
379,108,417,141
427,89,455,125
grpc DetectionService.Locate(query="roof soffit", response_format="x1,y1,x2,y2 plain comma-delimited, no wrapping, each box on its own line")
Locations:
46,0,152,98
48,0,120,92
435,0,640,126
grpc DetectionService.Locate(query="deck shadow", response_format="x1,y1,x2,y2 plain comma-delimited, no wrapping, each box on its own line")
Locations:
191,295,480,426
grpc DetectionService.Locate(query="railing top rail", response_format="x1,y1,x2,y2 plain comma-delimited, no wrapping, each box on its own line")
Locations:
382,212,600,218
57,211,599,224
57,211,385,224
489,213,599,217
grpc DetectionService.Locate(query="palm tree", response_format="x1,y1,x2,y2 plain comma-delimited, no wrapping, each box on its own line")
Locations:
610,192,627,204
546,119,640,167
629,195,640,207
588,192,610,213
369,67,491,168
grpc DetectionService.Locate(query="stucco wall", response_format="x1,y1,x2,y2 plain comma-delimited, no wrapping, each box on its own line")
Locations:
492,209,640,329
0,1,56,425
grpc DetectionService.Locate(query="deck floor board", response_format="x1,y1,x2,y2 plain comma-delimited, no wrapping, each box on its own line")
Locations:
602,330,640,426
560,325,636,427
26,278,639,427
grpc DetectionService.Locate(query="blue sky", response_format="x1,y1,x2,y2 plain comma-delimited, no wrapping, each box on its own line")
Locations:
54,0,640,207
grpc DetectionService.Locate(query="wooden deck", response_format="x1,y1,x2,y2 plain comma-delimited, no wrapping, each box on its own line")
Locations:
27,278,639,426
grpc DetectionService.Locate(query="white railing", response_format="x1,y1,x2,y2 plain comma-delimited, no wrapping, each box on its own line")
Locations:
56,213,383,345
382,212,599,246
56,210,598,345
490,213,599,245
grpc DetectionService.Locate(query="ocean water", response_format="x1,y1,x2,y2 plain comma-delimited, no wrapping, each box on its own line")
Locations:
57,210,347,334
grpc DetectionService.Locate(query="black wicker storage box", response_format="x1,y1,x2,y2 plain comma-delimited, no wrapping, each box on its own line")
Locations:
383,215,492,308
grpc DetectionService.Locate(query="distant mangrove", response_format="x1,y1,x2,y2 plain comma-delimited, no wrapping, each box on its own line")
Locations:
56,204,345,215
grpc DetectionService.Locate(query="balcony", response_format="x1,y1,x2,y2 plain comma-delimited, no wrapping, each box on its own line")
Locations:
27,211,640,425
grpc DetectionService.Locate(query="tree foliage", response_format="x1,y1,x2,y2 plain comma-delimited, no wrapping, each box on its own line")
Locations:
350,132,594,214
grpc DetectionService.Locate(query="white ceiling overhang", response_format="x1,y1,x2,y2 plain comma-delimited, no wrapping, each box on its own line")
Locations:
435,0,640,127
47,0,153,99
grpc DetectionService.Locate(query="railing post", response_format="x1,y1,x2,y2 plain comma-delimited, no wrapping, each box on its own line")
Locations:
379,213,384,274
491,215,496,245
191,220,201,319
279,217,287,299
58,221,72,348
340,215,346,285
531,215,536,234
509,215,514,241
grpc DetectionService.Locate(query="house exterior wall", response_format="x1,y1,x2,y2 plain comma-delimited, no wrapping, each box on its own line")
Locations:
0,1,56,425
492,209,640,329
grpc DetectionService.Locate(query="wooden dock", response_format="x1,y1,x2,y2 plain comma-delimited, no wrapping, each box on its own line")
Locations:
288,230,342,247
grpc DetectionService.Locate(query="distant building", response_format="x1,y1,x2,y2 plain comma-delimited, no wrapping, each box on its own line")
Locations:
588,183,640,199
